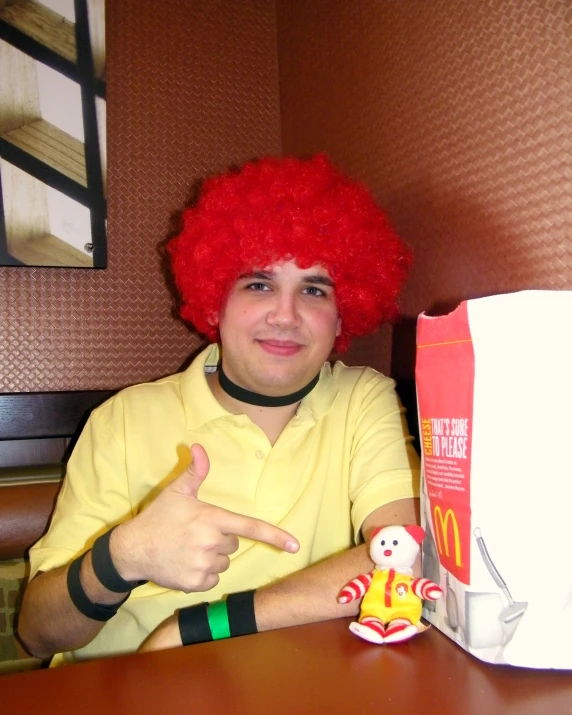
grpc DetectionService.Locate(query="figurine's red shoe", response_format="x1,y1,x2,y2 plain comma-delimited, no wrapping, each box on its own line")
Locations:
349,617,385,644
383,618,418,644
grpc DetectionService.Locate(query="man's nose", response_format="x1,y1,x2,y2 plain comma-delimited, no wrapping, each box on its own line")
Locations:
267,293,301,328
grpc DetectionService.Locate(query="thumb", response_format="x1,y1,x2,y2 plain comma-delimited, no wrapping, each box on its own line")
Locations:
170,443,210,498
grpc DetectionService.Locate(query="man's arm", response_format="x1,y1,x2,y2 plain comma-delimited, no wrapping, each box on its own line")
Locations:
138,496,419,652
18,550,129,660
18,444,299,659
255,496,419,631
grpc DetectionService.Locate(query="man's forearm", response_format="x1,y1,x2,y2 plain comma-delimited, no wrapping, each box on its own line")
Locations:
18,550,128,660
254,543,373,631
142,498,421,651
139,543,374,652
254,497,420,632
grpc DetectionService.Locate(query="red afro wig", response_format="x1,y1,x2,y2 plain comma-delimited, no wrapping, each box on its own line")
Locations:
167,154,411,352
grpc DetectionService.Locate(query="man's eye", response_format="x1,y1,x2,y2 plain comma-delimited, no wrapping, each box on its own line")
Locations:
246,282,270,291
303,286,326,297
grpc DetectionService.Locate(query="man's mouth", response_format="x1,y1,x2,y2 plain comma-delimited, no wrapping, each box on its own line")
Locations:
256,339,304,356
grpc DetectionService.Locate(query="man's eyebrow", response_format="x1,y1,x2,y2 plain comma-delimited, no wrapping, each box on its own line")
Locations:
302,275,335,288
237,271,273,280
236,271,334,288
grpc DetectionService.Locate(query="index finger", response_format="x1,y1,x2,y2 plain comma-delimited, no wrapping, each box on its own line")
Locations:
214,508,299,553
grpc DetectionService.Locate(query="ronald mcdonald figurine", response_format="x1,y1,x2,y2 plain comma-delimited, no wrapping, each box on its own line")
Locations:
338,524,443,644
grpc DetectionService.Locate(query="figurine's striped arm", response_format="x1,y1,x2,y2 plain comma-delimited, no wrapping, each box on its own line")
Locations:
411,578,443,601
338,572,374,604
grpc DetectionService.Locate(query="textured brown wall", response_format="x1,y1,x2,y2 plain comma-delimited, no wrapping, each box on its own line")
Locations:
3,1,571,391
0,0,281,391
278,0,572,378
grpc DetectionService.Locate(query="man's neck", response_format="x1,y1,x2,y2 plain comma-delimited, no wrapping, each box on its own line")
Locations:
206,373,299,445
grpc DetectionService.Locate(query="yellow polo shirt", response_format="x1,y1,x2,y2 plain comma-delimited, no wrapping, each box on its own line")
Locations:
29,345,419,664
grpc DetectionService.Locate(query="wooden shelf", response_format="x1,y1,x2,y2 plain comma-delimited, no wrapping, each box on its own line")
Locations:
0,0,106,268
0,39,40,135
2,119,86,186
0,157,93,268
0,0,76,63
10,231,93,267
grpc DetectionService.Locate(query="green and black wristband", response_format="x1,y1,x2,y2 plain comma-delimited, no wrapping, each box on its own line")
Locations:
178,590,257,645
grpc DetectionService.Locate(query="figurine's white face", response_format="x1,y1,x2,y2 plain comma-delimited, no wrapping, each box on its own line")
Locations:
369,525,420,571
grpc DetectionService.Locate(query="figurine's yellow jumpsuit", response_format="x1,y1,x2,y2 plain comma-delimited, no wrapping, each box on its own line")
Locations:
360,568,421,624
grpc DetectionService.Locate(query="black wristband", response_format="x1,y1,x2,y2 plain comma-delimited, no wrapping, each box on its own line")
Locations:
67,553,128,622
226,590,258,637
178,591,258,646
91,527,147,593
178,602,213,645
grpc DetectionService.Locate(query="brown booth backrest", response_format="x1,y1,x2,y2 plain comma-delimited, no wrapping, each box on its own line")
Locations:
0,390,114,560
0,384,419,560
0,482,61,561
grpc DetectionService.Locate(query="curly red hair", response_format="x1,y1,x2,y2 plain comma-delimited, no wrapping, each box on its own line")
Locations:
167,154,411,352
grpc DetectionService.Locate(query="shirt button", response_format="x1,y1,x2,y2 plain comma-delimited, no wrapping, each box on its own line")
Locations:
255,450,265,460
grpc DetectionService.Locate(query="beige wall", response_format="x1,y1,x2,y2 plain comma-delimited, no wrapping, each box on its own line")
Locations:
0,0,282,391
278,0,572,377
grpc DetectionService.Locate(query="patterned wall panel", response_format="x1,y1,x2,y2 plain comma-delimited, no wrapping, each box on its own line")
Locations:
278,0,572,378
0,0,281,391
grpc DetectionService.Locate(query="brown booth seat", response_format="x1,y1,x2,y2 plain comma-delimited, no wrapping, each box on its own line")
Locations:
0,469,62,561
0,390,114,673
0,468,62,672
0,390,116,556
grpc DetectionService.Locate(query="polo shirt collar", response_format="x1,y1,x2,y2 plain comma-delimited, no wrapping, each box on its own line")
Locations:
180,344,339,430
181,345,228,430
297,361,339,422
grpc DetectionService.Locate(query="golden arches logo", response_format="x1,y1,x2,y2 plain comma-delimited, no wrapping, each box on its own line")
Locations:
433,506,462,567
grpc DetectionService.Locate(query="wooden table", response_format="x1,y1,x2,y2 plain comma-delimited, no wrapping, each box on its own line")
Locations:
3,620,572,714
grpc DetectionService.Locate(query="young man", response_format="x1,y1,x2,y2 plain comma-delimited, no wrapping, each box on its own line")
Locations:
18,154,419,664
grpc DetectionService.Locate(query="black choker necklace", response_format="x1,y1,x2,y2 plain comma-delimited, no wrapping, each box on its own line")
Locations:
218,365,320,407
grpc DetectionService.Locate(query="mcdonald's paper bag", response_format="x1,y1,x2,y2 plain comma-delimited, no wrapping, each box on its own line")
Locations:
416,290,572,669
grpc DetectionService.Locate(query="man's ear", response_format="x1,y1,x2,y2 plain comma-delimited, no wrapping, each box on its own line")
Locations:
206,312,218,327
336,317,342,337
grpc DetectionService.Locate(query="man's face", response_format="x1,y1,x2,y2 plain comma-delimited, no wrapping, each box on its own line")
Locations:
215,260,341,396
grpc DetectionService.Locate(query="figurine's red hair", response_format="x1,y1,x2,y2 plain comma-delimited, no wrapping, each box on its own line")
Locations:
167,154,411,352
